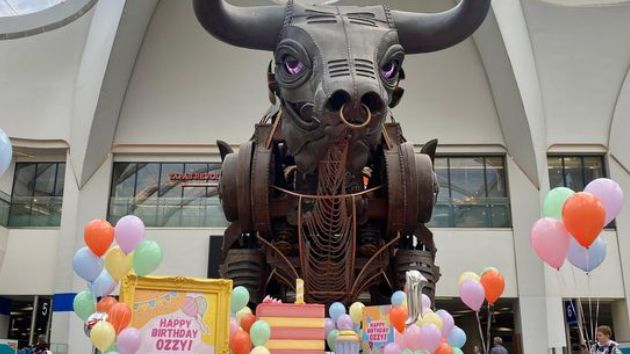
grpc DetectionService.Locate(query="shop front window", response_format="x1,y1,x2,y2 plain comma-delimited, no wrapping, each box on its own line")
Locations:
428,156,511,228
108,162,227,228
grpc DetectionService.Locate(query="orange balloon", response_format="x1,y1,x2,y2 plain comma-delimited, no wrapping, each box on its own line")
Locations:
480,269,505,305
389,306,408,333
562,192,605,248
435,341,453,354
84,219,114,257
229,329,251,354
240,313,257,333
97,296,118,313
108,303,132,334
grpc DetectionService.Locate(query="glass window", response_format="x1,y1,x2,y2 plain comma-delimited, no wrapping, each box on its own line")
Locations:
428,156,511,228
9,162,65,227
108,162,227,228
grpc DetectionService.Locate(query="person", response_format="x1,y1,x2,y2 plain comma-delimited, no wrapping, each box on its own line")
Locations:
31,335,51,354
472,345,482,354
590,325,622,354
490,336,509,354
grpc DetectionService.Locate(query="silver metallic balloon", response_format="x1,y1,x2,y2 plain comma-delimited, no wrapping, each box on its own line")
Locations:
84,312,108,337
405,270,427,326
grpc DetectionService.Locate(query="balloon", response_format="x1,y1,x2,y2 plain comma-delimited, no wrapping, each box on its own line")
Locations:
481,267,498,275
389,306,407,333
240,313,257,333
91,321,116,352
459,280,485,312
336,314,354,330
401,350,413,354
562,192,606,248
452,348,464,354
349,302,365,324
447,326,467,348
182,296,199,318
384,343,402,354
231,287,250,313
115,215,145,254
0,128,12,176
421,294,431,310
404,324,422,351
568,237,607,273
457,272,480,286
117,327,141,354
391,291,406,307
414,351,429,354
108,303,132,334
329,302,346,322
250,320,271,347
73,290,96,321
436,309,454,338
324,318,335,337
327,329,339,351
97,297,118,314
480,269,505,305
230,318,240,338
85,312,108,337
236,307,252,323
196,296,208,315
90,270,117,297
251,346,270,354
73,247,104,282
132,240,163,276
418,312,442,330
85,219,115,257
530,217,571,270
419,324,442,353
230,330,251,354
585,178,624,224
105,247,133,281
434,341,453,354
543,187,575,220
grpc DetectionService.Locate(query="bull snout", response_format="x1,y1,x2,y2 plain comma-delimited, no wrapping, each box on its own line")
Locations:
326,89,385,129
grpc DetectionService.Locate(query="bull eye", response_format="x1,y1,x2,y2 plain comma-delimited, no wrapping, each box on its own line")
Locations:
283,55,305,76
380,60,399,80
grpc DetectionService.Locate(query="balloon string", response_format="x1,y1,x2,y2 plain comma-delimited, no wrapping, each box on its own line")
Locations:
486,304,493,354
587,272,594,342
578,298,591,347
475,311,487,354
571,300,586,346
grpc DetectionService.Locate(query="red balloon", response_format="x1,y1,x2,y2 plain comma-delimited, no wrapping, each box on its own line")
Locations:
97,296,118,313
434,341,454,354
389,306,407,334
229,329,251,354
108,303,132,334
480,270,505,305
562,192,605,248
240,313,257,333
84,219,114,257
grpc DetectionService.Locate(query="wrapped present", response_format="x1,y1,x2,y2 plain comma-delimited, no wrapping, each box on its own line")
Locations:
256,302,325,354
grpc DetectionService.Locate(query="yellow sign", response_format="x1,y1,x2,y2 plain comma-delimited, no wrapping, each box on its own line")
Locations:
121,275,232,354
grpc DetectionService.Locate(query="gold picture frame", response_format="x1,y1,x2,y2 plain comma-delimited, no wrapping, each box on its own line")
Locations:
121,275,232,354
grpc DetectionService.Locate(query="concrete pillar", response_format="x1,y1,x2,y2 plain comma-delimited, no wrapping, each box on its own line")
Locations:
0,315,9,339
612,300,630,341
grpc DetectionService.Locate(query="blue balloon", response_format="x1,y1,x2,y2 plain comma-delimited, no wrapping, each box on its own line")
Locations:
568,237,607,273
391,291,406,307
0,128,12,176
73,247,104,282
447,326,467,348
90,270,117,297
329,302,346,322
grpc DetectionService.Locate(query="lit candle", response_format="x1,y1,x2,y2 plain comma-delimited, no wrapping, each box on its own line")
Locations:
296,278,304,304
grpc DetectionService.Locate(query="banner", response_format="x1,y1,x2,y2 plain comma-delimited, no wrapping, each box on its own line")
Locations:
0,339,18,354
361,305,397,354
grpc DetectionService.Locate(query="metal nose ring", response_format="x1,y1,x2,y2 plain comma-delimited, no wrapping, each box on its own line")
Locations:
339,103,372,129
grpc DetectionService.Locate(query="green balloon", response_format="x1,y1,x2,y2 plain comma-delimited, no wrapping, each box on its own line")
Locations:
133,240,163,276
327,330,339,351
231,286,250,312
402,350,413,354
414,351,429,354
543,187,575,219
250,320,271,346
452,348,464,354
73,290,96,320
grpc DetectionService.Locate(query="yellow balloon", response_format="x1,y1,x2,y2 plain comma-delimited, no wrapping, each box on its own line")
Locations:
417,312,443,330
90,321,116,352
251,346,271,354
349,302,365,324
236,306,252,324
105,246,133,280
458,271,480,286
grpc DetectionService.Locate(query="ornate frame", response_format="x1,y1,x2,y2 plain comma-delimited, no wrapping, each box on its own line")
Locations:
120,275,232,354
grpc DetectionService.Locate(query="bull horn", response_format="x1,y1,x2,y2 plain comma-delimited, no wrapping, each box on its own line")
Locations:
392,0,491,54
193,0,285,51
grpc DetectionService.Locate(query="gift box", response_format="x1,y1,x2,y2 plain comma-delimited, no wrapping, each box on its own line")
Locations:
256,302,325,354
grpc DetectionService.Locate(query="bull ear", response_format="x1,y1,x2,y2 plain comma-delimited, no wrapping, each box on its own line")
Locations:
421,139,438,164
217,140,234,162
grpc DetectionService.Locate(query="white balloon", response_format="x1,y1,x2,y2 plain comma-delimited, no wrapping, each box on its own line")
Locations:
0,128,12,176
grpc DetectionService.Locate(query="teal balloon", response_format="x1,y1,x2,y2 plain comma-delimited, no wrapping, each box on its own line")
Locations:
543,187,575,219
452,348,464,354
73,290,96,320
231,286,250,312
327,330,339,351
250,320,271,346
132,240,163,276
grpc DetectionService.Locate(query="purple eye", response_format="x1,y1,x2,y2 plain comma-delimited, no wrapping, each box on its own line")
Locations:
380,60,399,80
283,55,305,76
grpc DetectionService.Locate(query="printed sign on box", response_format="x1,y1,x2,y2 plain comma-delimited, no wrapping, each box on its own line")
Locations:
361,305,397,354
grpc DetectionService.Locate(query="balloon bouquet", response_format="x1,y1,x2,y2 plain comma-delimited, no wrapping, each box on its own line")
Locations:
228,286,274,354
0,128,12,177
72,215,163,353
325,301,364,353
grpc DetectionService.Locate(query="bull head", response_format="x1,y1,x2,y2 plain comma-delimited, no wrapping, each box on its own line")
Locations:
194,0,490,173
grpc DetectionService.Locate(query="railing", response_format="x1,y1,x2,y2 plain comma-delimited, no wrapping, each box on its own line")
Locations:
7,196,63,227
427,197,512,228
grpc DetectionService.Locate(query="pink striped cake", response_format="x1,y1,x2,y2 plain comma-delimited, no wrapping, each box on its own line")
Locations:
256,303,325,354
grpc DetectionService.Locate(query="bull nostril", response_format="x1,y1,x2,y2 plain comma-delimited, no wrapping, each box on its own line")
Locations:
361,92,384,114
327,90,351,112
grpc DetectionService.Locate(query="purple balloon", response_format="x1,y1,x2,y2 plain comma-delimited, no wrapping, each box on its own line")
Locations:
336,314,354,330
117,327,141,354
421,294,431,310
585,178,624,225
419,324,442,353
384,342,402,354
115,215,145,254
567,237,607,273
324,318,335,337
436,309,454,338
459,280,485,312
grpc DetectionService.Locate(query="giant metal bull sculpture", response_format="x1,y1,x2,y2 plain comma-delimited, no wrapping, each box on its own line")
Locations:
194,0,490,304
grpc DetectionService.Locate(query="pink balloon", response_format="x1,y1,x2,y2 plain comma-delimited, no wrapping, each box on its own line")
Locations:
324,318,335,337
117,327,142,354
230,318,240,338
585,178,624,225
421,294,431,310
459,280,485,312
115,215,145,253
404,324,423,351
182,296,199,317
419,324,442,353
530,217,571,270
384,342,402,354
436,309,454,338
